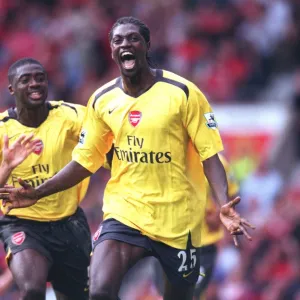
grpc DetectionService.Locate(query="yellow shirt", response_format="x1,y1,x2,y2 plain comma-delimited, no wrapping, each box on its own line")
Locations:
73,69,223,249
201,154,239,246
0,101,89,221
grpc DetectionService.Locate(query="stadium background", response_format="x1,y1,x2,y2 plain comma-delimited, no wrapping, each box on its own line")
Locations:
0,0,300,299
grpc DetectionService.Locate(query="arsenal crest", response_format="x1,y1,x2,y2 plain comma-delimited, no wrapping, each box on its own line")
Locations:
11,232,26,245
129,111,142,127
33,140,43,155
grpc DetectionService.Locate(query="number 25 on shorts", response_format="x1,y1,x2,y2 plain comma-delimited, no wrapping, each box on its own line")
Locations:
177,249,197,277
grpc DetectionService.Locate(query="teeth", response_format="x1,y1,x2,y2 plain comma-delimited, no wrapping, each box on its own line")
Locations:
121,51,133,57
30,92,41,97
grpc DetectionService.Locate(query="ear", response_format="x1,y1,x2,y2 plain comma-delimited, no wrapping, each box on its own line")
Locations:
147,41,151,51
8,84,14,96
110,43,115,60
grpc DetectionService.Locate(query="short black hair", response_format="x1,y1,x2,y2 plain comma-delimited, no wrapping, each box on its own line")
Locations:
109,16,150,45
8,58,45,84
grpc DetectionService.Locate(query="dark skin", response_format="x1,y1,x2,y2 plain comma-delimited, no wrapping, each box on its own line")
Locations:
203,155,255,246
111,23,156,97
0,24,254,300
3,64,74,300
9,64,49,127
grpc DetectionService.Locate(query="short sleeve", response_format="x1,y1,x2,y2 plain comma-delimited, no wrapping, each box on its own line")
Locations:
59,102,86,140
183,85,223,161
72,96,113,173
70,103,86,137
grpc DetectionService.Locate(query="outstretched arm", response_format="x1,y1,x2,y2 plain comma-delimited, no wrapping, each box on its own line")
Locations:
0,160,92,212
203,154,229,207
36,160,92,198
203,154,255,246
0,91,113,211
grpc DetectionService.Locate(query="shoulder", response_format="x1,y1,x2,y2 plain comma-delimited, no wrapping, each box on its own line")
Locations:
90,78,121,110
48,101,85,116
158,70,202,100
0,110,10,122
0,110,11,137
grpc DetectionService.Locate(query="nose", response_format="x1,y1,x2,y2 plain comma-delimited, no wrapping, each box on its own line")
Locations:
29,78,40,87
120,37,131,48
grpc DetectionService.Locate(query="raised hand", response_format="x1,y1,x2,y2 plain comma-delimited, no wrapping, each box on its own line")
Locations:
219,197,255,246
2,134,40,169
0,178,38,213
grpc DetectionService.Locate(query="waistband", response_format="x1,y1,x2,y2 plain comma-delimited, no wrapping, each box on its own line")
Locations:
2,207,83,226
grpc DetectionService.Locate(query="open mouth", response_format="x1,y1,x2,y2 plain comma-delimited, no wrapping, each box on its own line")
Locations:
29,91,43,101
120,52,136,70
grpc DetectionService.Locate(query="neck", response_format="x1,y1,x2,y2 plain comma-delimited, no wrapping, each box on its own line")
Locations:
15,102,49,127
121,67,156,97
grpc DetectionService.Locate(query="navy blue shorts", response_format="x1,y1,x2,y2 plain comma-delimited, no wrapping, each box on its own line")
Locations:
194,244,218,297
0,207,91,300
93,218,201,286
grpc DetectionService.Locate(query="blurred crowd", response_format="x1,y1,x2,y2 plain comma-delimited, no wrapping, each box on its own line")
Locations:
0,0,299,108
1,0,300,299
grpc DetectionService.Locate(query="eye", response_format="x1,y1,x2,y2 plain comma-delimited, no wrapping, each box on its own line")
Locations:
113,38,122,45
130,36,139,42
36,74,46,82
20,77,29,84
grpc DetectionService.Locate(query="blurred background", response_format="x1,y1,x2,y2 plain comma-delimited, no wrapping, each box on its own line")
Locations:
1,0,300,299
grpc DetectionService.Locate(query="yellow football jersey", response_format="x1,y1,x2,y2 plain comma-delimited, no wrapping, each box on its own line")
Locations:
201,154,239,246
73,69,223,249
0,101,89,221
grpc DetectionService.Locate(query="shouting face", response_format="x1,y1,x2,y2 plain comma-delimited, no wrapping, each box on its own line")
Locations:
110,23,150,77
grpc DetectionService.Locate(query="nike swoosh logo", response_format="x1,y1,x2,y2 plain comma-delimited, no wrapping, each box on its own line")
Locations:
108,107,118,114
183,270,194,278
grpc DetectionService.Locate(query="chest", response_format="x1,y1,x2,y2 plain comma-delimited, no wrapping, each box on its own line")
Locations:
102,90,184,139
4,118,73,166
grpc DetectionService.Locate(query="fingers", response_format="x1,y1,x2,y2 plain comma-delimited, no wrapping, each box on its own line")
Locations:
1,197,10,207
0,187,15,194
18,178,31,189
230,228,244,235
11,134,35,151
241,218,256,229
2,199,19,211
228,196,241,208
0,194,11,202
230,224,252,249
4,184,14,188
12,134,27,147
4,202,17,214
0,187,17,205
27,140,41,153
2,201,12,213
221,197,241,212
21,133,34,145
239,226,252,241
233,235,238,247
